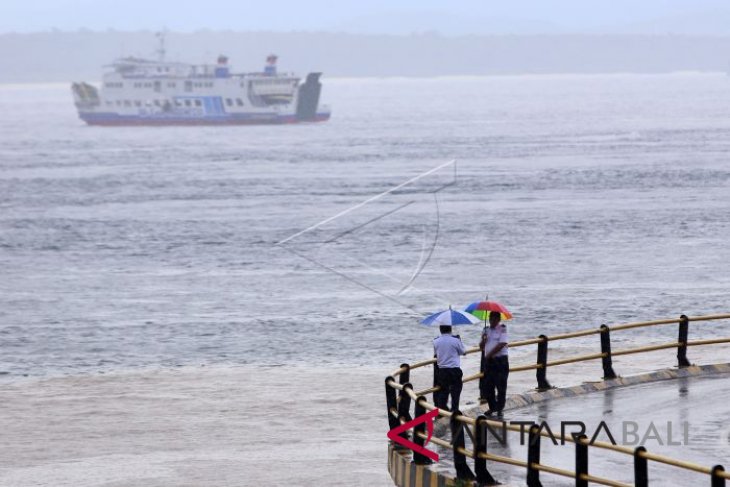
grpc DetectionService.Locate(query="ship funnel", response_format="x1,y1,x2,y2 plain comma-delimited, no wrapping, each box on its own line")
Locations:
296,73,322,121
215,54,230,78
265,54,278,76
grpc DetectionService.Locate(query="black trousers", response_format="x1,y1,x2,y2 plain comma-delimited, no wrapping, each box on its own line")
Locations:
434,367,463,413
481,356,509,412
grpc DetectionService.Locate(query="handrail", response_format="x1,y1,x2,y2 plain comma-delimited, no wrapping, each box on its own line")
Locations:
385,312,730,486
389,313,730,393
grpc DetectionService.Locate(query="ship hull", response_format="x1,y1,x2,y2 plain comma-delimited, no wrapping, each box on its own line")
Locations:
79,111,331,126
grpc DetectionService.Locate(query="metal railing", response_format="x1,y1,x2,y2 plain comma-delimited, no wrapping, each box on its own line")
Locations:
385,313,730,486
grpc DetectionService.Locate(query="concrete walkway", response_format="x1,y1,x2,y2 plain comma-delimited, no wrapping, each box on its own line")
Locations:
467,370,730,486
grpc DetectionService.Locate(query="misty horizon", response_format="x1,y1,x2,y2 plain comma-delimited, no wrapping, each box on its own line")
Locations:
2,29,730,83
5,0,730,36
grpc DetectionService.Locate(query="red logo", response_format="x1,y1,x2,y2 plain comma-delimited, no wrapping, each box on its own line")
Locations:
387,408,440,462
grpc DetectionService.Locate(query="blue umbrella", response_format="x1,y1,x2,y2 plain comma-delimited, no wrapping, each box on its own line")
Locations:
421,307,481,326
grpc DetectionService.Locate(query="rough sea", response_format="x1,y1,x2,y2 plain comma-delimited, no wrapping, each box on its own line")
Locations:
1,74,729,486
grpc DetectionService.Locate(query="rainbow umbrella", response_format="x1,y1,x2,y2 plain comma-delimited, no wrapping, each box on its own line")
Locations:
421,307,481,327
464,300,513,322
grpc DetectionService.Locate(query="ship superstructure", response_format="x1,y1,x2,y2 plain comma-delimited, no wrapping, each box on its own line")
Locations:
71,37,330,126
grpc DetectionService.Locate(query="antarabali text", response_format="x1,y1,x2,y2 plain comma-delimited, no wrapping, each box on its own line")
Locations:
387,412,691,464
484,420,690,446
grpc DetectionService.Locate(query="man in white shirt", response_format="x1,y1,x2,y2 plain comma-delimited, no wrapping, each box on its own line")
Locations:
433,325,467,413
479,311,509,416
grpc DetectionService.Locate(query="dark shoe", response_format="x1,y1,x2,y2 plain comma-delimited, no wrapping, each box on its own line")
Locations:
485,410,494,417
496,410,504,419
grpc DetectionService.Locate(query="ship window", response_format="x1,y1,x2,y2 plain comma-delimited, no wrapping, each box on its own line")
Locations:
124,100,131,107
185,99,191,107
226,98,233,106
116,100,121,106
236,98,243,106
134,100,141,107
167,82,176,88
175,100,182,107
153,100,160,106
194,99,202,107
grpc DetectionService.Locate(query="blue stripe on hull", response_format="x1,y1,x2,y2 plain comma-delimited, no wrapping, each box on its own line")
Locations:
79,112,330,126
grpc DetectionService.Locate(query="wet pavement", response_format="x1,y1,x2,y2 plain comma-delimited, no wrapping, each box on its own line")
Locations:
436,372,730,486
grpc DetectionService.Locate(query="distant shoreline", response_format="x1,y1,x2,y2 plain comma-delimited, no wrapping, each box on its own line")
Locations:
1,71,727,87
2,31,730,83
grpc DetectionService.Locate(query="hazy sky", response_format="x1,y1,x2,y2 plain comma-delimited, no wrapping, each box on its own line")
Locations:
4,0,730,35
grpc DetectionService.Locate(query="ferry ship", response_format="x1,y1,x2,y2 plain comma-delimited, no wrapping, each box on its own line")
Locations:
71,37,330,126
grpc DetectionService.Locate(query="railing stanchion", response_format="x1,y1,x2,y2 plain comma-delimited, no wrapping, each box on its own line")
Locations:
450,411,476,481
399,363,410,386
527,424,543,487
474,415,498,485
396,366,412,446
678,314,691,367
480,346,486,403
600,324,618,379
397,383,413,443
575,434,588,487
432,357,440,404
536,335,552,390
712,465,726,487
412,397,433,465
634,446,648,487
385,376,399,431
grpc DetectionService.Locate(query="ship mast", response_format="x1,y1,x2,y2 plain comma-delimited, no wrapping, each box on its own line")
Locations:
155,31,166,62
